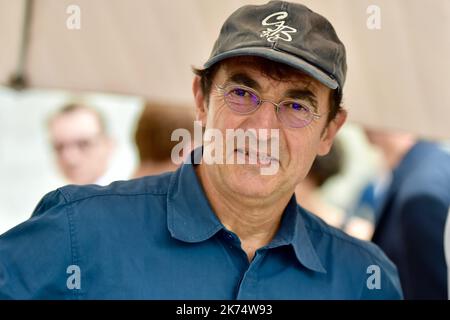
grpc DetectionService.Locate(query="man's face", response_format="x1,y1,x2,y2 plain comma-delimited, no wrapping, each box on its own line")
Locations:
49,109,112,184
194,59,346,201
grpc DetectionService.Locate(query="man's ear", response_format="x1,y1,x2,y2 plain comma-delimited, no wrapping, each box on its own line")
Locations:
192,76,208,126
317,109,347,156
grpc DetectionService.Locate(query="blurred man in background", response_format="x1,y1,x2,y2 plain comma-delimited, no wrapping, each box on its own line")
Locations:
48,103,115,185
369,128,450,299
346,128,417,240
133,102,194,178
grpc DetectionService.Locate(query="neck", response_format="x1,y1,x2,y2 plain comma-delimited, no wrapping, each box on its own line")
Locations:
294,178,316,211
196,165,292,261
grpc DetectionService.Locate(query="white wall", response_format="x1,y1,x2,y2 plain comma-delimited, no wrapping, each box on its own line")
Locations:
0,87,143,234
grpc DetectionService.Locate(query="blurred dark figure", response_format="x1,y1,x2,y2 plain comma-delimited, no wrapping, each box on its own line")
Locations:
48,103,115,185
369,128,450,299
445,208,450,298
295,141,345,228
347,129,417,239
133,101,194,178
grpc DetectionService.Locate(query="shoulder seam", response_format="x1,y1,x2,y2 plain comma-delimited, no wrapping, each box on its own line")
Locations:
57,188,167,206
57,188,70,203
64,200,82,299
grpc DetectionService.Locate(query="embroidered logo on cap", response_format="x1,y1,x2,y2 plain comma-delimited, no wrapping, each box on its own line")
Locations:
260,11,297,42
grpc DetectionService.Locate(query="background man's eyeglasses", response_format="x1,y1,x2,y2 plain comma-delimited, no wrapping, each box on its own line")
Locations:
52,135,103,154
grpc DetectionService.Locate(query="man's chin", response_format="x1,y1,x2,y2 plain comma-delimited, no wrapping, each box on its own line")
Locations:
224,165,280,198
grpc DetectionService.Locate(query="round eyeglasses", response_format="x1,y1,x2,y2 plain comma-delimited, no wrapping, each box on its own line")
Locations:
215,83,323,128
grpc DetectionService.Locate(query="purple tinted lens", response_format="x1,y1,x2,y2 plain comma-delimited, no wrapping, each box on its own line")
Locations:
225,88,259,113
279,102,312,128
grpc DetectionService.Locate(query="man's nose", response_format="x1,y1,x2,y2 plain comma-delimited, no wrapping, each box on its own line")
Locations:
59,145,82,163
246,100,280,133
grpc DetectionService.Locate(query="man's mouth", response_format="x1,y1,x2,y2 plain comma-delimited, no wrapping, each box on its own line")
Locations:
235,148,279,166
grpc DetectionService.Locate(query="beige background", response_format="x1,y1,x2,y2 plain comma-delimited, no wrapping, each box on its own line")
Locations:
1,0,449,138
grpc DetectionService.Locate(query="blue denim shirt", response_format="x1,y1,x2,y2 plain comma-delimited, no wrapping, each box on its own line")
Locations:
0,155,403,299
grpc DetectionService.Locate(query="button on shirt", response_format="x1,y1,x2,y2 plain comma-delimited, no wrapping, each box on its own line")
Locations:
0,152,403,299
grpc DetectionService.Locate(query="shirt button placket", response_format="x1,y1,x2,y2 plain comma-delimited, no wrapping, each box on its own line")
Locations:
236,250,266,300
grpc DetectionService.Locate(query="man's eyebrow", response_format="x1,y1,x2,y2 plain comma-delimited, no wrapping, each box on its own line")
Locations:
285,89,319,112
225,73,261,91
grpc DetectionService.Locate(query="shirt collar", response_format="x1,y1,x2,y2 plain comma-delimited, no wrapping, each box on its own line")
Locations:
267,196,326,273
167,148,223,243
167,147,326,273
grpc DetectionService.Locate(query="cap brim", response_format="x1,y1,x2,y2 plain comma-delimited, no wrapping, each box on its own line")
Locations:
203,47,338,90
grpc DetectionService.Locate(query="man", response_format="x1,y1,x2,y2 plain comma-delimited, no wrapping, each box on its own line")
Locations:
48,103,115,185
346,128,418,241
0,1,402,299
372,140,450,299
